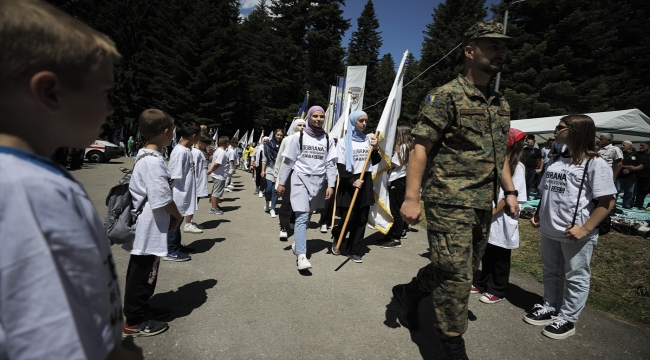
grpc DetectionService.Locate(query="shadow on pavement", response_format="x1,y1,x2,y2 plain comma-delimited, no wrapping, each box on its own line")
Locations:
306,239,331,258
220,206,241,212
506,283,543,312
187,238,225,254
384,292,443,359
149,279,218,321
199,219,231,230
220,197,240,202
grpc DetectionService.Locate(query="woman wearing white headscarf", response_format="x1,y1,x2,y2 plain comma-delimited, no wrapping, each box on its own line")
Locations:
277,107,336,271
331,110,380,263
275,119,306,240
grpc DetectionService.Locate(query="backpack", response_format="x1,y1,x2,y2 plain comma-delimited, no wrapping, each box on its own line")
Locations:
104,153,155,245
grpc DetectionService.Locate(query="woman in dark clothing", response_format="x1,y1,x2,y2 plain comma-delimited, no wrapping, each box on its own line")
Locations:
331,110,380,263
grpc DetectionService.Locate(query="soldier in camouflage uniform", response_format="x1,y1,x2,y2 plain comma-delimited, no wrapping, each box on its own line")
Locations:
393,20,520,360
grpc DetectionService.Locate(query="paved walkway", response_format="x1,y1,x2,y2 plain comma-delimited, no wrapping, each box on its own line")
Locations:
76,158,649,359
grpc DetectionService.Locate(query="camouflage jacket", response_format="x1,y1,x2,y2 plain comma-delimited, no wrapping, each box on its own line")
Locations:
412,74,510,210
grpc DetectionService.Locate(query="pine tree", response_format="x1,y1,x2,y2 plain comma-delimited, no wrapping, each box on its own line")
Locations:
366,53,396,129
419,0,487,91
346,0,382,123
401,52,426,126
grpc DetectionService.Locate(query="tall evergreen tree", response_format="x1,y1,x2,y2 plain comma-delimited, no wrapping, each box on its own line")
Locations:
346,0,382,124
365,53,396,129
419,0,487,92
401,52,426,126
495,0,650,118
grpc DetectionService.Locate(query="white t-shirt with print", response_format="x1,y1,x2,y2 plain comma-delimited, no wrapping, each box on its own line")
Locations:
168,144,197,216
283,132,336,175
488,162,528,249
210,147,228,180
128,149,173,256
191,147,208,198
337,138,372,175
538,156,617,242
0,148,122,360
389,144,408,182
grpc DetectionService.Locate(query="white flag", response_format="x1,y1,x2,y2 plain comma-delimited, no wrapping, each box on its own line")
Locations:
328,91,352,138
258,131,264,143
213,129,219,141
323,85,337,133
368,50,408,234
247,129,254,144
239,131,249,145
232,129,240,140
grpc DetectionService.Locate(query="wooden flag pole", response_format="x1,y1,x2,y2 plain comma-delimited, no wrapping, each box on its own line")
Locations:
331,175,339,229
335,130,380,252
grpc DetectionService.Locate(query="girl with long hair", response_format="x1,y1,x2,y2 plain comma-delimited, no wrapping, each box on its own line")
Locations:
381,125,414,248
262,129,284,216
277,107,336,271
331,110,380,263
472,128,528,303
525,115,616,340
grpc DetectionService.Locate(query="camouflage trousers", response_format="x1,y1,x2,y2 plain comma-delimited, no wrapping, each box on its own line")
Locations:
416,202,492,339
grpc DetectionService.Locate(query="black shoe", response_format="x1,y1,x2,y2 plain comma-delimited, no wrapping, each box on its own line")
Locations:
179,245,196,254
331,239,340,255
380,239,402,249
440,336,469,360
542,317,575,340
523,303,557,326
400,229,408,239
122,319,168,338
349,254,362,263
146,306,171,320
392,278,427,330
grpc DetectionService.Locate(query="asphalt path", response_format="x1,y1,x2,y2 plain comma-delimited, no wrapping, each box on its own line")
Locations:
75,157,649,359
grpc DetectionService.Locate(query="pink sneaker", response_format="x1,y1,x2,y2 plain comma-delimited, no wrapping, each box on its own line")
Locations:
480,293,504,304
471,285,481,294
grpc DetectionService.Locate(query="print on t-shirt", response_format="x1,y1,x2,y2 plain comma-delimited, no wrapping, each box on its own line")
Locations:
301,143,326,161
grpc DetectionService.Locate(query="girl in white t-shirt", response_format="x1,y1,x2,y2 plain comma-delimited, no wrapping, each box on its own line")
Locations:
380,125,413,249
472,128,528,304
331,110,380,263
525,115,616,340
278,106,337,271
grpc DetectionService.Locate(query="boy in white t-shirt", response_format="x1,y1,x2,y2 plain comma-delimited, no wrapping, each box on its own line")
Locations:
123,109,182,338
191,136,212,217
225,139,237,191
208,136,230,215
0,1,142,358
166,123,202,260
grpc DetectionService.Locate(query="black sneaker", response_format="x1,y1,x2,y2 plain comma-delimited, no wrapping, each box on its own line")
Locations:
331,239,340,255
122,319,168,338
349,254,362,263
440,337,469,360
380,239,402,248
400,229,408,239
524,304,557,326
542,316,575,340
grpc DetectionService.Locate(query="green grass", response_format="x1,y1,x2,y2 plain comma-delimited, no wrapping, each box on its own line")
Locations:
419,201,650,327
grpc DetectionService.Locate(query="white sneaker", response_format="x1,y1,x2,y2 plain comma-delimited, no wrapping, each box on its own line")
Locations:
291,242,296,255
258,191,264,198
270,209,277,218
297,254,312,270
279,230,288,239
183,223,203,234
191,222,203,230
224,188,233,192
320,224,328,233
227,184,235,189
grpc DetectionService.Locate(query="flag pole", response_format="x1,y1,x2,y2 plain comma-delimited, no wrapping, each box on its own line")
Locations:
331,89,353,228
335,130,380,252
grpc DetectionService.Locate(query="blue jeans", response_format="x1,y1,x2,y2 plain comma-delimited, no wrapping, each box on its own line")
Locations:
616,177,636,208
540,234,597,323
294,211,311,255
265,179,279,209
167,224,182,253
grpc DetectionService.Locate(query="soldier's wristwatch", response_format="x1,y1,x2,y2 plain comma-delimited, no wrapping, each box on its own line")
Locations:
503,190,518,197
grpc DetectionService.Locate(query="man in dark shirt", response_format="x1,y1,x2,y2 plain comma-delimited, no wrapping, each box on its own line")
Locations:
619,141,643,209
634,142,649,210
523,134,543,196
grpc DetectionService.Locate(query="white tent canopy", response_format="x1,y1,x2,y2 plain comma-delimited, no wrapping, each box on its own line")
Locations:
510,109,650,144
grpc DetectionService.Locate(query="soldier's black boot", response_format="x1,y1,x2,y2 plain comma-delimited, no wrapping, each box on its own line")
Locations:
392,277,428,330
440,336,469,360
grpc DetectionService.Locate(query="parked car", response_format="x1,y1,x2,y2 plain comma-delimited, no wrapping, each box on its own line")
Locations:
85,140,121,163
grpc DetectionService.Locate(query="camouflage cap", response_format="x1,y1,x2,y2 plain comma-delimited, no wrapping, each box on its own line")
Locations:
463,19,517,45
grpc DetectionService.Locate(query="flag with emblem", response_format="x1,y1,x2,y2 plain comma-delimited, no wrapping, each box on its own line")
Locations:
368,50,408,234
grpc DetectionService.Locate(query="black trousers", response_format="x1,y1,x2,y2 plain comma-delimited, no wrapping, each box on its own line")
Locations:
278,175,294,231
335,206,370,256
634,176,650,208
123,254,160,325
388,177,406,240
255,164,263,190
474,243,512,298
318,193,336,227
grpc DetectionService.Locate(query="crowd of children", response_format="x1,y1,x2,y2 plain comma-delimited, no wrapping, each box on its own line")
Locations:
0,1,627,358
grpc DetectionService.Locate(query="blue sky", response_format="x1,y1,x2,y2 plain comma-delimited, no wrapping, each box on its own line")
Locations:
239,0,501,63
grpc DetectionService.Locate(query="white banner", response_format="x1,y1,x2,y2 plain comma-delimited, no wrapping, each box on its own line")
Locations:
323,85,337,133
328,91,352,139
344,65,367,113
239,131,248,145
247,129,254,144
368,50,408,234
232,129,240,140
